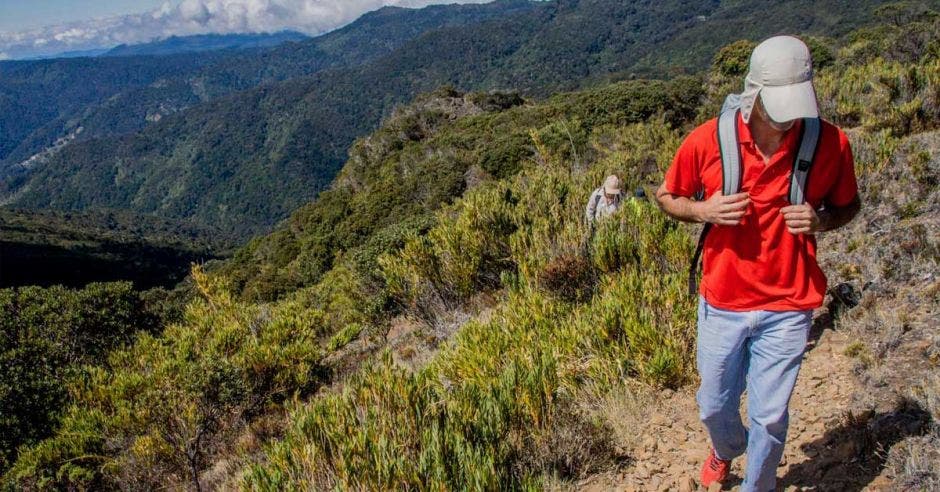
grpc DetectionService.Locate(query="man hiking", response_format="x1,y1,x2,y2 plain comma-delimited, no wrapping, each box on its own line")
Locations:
655,36,861,490
585,174,623,225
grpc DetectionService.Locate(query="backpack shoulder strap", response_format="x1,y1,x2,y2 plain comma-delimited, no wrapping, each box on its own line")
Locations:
593,187,603,208
788,117,821,204
717,109,742,196
690,110,741,297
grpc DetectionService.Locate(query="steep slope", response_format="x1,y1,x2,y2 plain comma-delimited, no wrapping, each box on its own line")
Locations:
236,17,940,489
4,0,901,242
216,78,702,299
0,71,706,490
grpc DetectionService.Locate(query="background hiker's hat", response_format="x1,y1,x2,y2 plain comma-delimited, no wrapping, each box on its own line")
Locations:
603,175,621,194
746,35,819,123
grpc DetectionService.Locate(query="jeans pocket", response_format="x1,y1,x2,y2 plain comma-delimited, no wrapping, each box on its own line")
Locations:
698,296,708,322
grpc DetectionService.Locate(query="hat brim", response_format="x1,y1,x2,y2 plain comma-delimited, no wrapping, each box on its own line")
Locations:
604,186,621,194
760,79,819,122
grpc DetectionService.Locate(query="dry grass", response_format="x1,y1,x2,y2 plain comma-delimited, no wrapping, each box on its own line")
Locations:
888,375,940,490
583,382,657,455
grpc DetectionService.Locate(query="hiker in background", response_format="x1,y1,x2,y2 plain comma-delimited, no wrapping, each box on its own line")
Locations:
585,174,623,225
655,36,861,491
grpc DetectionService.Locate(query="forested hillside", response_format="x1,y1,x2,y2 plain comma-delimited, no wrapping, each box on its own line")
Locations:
0,0,536,180
3,0,906,242
4,6,937,489
0,52,225,165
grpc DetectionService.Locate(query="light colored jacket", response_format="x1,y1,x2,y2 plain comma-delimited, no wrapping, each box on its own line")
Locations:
585,187,621,224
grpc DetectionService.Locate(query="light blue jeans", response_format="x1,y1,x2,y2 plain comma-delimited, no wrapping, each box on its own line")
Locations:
696,297,812,492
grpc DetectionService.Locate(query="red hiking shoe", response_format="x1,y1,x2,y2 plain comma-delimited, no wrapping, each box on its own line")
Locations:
700,448,731,487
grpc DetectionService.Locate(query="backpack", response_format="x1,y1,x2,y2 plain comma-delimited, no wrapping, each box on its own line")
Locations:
592,187,604,212
687,94,822,297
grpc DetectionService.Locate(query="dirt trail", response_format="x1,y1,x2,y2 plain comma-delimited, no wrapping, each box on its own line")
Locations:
579,315,893,492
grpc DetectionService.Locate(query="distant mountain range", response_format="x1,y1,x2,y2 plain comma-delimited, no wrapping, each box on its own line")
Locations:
17,31,310,61
30,48,112,59
0,0,899,241
102,31,309,57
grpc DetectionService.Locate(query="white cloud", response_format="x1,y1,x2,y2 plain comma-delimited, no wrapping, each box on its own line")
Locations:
0,52,9,60
0,0,497,60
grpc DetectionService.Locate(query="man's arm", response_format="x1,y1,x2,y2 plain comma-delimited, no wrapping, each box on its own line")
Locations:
655,184,751,225
780,194,861,234
585,189,598,224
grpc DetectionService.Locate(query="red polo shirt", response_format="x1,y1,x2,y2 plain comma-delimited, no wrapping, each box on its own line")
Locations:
664,114,858,311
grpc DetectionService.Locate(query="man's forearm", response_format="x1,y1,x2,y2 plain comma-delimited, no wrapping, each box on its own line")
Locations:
655,185,702,223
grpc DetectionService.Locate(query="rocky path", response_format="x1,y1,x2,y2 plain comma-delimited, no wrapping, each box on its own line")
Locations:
579,315,892,492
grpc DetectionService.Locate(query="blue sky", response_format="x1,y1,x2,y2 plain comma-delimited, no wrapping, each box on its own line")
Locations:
0,1,166,32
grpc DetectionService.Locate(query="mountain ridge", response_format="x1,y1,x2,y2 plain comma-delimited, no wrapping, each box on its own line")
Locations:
101,31,310,57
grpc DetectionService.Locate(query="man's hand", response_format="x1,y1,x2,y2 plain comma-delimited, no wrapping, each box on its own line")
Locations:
780,203,820,234
695,191,750,226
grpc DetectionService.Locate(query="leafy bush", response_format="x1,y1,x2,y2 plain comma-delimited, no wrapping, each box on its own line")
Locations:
0,282,157,473
805,36,836,70
3,268,328,490
246,231,697,488
712,40,757,77
245,294,591,490
380,185,515,317
817,57,940,136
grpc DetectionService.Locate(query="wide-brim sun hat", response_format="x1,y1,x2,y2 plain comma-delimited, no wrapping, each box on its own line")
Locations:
603,175,621,194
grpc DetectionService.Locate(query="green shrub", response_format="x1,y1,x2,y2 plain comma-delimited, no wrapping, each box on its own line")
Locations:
480,131,534,178
4,268,326,490
712,39,757,77
244,293,578,490
0,282,157,473
246,234,697,488
380,184,515,315
818,57,940,136
805,36,836,70
327,323,364,351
